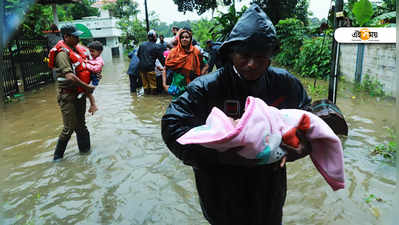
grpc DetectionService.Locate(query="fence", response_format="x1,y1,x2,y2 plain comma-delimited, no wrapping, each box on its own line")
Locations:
1,39,53,100
1,44,18,98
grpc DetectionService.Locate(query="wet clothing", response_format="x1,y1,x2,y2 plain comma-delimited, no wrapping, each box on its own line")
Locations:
161,4,311,225
165,29,202,83
53,51,90,143
137,41,165,93
137,41,165,73
86,56,104,86
127,50,142,92
140,71,157,91
165,29,204,98
162,66,311,225
49,41,92,95
207,42,222,73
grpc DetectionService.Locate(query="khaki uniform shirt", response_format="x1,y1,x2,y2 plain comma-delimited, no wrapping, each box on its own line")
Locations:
54,51,75,90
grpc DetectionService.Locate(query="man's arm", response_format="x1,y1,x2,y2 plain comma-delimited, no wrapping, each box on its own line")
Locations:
279,73,312,166
161,69,169,92
55,52,95,93
65,72,95,93
161,81,220,168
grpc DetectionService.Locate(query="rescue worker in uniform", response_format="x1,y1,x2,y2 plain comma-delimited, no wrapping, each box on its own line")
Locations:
161,4,312,225
50,25,95,161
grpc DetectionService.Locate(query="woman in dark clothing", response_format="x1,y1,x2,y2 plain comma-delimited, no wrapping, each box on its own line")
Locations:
161,4,312,225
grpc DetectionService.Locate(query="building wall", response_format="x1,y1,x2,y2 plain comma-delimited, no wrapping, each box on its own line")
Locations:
339,43,396,96
59,16,123,63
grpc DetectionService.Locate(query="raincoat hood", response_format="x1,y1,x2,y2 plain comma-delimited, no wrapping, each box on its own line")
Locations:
219,3,277,56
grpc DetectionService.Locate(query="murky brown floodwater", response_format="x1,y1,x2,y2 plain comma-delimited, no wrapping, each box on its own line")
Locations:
0,58,396,225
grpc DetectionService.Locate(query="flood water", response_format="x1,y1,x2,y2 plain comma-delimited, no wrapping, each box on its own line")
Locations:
0,58,396,225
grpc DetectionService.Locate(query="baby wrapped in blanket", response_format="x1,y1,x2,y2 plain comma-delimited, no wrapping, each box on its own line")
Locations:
177,96,345,191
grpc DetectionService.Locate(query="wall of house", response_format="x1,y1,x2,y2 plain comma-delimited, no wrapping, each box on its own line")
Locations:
339,43,396,96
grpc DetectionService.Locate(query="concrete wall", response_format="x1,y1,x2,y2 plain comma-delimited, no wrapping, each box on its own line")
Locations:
339,43,396,96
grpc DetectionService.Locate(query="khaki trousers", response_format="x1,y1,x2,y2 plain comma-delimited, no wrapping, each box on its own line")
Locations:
140,71,157,92
57,90,89,142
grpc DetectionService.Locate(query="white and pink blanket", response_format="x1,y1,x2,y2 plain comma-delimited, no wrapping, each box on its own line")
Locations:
177,96,345,191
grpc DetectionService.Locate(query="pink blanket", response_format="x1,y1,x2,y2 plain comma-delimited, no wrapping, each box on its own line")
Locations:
177,96,345,191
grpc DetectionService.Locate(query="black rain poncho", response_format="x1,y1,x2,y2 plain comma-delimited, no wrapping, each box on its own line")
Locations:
161,4,311,225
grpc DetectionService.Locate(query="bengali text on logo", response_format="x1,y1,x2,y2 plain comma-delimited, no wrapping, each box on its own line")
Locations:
334,27,396,43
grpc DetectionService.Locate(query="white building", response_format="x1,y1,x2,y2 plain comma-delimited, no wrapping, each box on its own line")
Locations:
59,0,123,62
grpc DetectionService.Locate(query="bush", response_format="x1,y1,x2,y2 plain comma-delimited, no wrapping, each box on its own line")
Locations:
274,18,306,67
294,35,332,78
360,74,385,97
371,127,397,160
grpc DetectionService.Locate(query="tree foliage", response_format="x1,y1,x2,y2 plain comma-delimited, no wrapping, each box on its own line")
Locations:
65,0,99,20
292,0,310,26
171,0,306,26
251,0,299,25
294,36,332,78
103,0,139,19
210,5,247,42
5,0,99,39
172,0,218,15
274,18,306,67
118,18,147,50
352,0,374,26
191,19,215,47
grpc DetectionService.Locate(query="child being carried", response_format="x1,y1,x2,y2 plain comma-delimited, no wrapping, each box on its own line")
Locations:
77,41,104,115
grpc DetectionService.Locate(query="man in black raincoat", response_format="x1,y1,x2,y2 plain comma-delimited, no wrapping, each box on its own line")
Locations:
162,4,312,225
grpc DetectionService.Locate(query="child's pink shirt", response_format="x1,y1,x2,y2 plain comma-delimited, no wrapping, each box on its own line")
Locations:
86,56,104,74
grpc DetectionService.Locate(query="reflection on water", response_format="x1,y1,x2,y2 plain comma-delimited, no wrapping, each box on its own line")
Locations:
0,58,395,225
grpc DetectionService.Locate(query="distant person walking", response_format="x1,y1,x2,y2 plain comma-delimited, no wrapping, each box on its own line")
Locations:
137,30,165,95
159,34,167,51
127,49,142,93
169,26,179,48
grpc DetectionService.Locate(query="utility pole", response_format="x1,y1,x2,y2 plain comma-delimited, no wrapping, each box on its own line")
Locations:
144,0,149,33
328,0,344,104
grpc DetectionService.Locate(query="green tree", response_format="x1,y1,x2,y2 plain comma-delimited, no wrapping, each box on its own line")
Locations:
352,0,374,26
210,5,247,42
274,18,306,67
191,19,215,47
6,1,72,39
172,0,218,15
118,18,147,50
293,0,310,26
170,21,193,31
152,22,171,37
65,0,99,20
294,36,332,78
251,0,299,25
172,0,303,25
104,0,139,18
102,0,146,49
148,11,161,30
